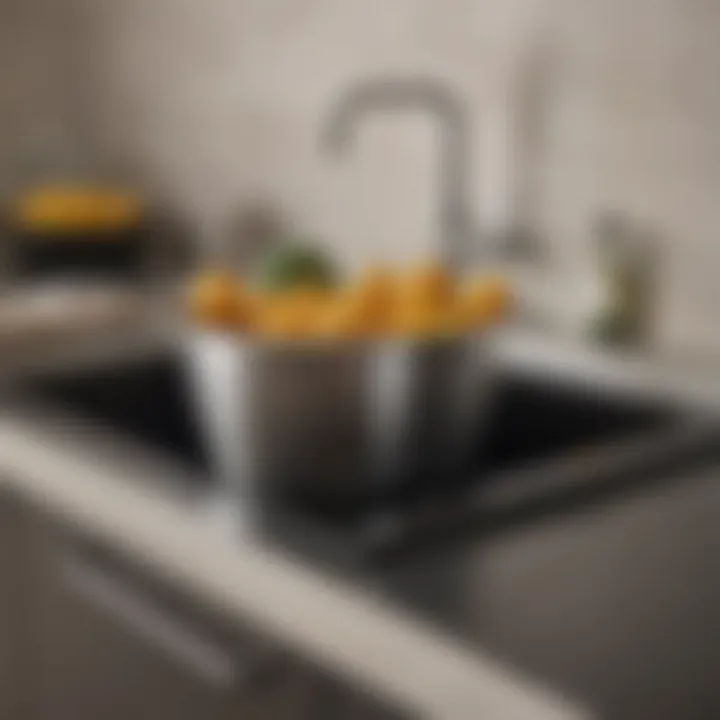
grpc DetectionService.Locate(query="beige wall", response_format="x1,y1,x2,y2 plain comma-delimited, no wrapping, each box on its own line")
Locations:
0,0,96,185
5,0,720,351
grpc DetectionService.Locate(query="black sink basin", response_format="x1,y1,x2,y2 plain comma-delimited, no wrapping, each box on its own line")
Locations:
23,350,716,555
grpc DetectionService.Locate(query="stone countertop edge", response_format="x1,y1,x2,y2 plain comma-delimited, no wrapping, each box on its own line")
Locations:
493,329,720,413
0,418,587,720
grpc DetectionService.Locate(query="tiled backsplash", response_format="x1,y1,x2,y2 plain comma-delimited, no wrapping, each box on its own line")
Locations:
3,0,720,351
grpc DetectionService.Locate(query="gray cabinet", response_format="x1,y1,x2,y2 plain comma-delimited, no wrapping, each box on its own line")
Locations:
16,501,314,720
1,492,410,720
0,494,13,718
0,491,24,719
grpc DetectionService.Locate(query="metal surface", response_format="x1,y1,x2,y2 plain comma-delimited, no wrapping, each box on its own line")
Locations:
184,332,491,508
375,457,720,720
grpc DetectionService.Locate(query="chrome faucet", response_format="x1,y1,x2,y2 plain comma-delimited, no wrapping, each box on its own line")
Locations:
321,77,480,270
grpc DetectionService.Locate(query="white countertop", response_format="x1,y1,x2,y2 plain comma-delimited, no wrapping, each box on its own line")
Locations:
5,326,719,720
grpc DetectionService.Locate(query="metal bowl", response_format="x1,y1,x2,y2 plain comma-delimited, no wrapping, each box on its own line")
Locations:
184,331,492,509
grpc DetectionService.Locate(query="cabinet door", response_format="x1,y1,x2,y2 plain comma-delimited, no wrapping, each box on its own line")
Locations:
22,509,309,720
303,673,415,720
0,490,24,719
12,498,412,720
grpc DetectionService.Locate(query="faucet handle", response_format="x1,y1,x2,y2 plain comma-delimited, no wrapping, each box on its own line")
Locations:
496,224,545,263
464,224,544,267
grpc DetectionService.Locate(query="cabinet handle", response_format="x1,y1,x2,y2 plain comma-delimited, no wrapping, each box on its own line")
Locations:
59,551,274,691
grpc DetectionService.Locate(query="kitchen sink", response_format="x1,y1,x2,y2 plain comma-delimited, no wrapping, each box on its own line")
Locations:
17,346,720,558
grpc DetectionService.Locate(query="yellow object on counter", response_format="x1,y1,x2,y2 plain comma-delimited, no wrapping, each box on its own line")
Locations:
14,186,143,233
253,288,329,339
387,263,461,338
319,266,397,338
187,264,513,341
396,263,454,309
187,271,248,330
317,294,374,339
459,275,512,326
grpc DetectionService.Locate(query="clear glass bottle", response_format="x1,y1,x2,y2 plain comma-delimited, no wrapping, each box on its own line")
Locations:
592,213,657,348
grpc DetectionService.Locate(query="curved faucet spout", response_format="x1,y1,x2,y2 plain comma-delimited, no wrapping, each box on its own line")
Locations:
321,77,478,269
